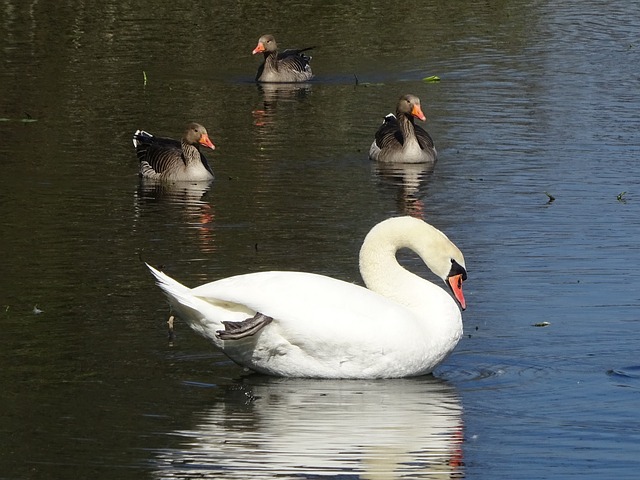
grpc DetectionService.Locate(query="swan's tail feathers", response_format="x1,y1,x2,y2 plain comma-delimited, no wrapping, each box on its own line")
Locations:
146,263,190,297
145,263,221,334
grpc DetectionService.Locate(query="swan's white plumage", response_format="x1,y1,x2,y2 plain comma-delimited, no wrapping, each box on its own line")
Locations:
147,216,466,379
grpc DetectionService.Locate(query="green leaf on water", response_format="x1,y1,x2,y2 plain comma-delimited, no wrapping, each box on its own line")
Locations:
422,75,441,83
143,70,147,87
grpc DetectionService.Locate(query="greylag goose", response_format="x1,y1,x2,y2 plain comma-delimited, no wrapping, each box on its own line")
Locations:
252,34,314,83
132,123,215,181
369,94,437,164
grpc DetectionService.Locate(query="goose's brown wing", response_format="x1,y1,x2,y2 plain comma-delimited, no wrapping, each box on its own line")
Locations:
277,47,314,74
414,124,435,151
374,114,404,149
133,132,184,173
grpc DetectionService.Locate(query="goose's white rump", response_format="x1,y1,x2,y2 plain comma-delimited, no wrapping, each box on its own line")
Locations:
147,216,468,379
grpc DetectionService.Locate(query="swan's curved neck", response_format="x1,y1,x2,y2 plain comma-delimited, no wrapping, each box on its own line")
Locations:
358,219,454,311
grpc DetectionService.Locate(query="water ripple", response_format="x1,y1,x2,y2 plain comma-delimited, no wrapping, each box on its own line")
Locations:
440,358,552,389
607,366,640,389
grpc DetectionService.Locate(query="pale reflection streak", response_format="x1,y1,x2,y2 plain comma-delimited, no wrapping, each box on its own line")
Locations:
373,162,436,217
133,179,217,254
152,377,464,479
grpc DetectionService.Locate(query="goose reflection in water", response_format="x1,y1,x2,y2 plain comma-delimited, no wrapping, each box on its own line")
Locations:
133,179,217,254
252,83,312,128
373,161,436,217
151,376,464,479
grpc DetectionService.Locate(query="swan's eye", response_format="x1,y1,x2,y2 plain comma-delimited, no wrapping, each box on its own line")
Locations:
449,259,468,281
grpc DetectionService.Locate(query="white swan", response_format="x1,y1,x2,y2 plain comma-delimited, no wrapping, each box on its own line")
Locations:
147,216,467,379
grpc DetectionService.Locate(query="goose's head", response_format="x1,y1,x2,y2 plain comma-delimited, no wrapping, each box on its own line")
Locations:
396,94,427,122
184,122,215,150
253,34,277,55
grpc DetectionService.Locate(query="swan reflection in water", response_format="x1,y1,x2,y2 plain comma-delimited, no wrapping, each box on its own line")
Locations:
373,161,436,217
133,179,216,254
152,376,464,479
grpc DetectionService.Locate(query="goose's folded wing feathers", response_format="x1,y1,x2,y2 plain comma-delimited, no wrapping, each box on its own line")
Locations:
278,46,314,61
276,53,311,73
374,114,404,148
135,136,182,161
148,136,182,148
415,125,436,150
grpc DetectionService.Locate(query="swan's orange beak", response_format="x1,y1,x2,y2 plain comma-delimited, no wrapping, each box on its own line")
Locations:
411,104,426,121
199,133,215,150
252,42,265,55
447,274,466,310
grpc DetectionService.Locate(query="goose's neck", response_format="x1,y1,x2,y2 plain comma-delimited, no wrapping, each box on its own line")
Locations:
264,51,279,71
181,140,201,165
398,114,418,147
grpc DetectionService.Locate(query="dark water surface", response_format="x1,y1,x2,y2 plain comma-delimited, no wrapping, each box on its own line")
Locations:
2,1,640,478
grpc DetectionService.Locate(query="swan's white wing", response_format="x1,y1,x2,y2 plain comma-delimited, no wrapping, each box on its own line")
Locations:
191,270,417,336
190,271,434,377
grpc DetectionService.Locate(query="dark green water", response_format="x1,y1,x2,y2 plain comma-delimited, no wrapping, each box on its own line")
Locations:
2,1,640,478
